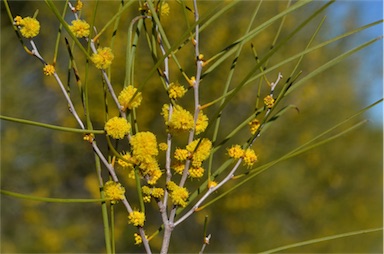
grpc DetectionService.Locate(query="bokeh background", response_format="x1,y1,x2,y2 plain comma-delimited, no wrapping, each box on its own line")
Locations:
1,1,382,253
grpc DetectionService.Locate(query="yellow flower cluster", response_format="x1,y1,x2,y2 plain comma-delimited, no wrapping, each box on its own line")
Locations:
91,47,114,69
172,139,211,178
161,104,208,135
13,16,23,26
75,0,83,11
208,180,218,189
104,181,125,204
167,181,189,207
188,166,204,178
142,185,165,202
146,166,162,185
69,19,90,38
14,16,40,38
174,148,189,161
168,82,187,99
43,64,55,76
105,117,131,139
134,233,148,245
227,145,258,167
130,132,158,162
188,76,196,87
118,86,143,111
264,95,275,108
162,104,194,133
160,2,170,16
244,148,257,166
195,111,209,135
140,2,170,16
171,162,185,174
243,148,258,166
128,211,145,227
83,133,94,143
130,132,162,185
186,138,212,167
227,145,243,159
117,153,135,171
158,142,168,151
249,119,260,135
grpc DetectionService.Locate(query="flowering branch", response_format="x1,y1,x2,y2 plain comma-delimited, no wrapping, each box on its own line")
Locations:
6,1,377,253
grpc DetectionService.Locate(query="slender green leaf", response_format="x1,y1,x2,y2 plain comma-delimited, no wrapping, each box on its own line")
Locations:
0,115,104,134
1,189,109,203
260,228,382,253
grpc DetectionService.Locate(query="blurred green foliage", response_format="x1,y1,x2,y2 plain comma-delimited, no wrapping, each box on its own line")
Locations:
1,1,382,253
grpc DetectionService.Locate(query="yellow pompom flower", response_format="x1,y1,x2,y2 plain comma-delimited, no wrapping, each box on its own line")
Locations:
168,82,186,99
174,148,189,161
186,139,212,167
69,19,90,38
172,162,185,175
227,145,244,159
185,139,199,153
118,86,143,111
117,153,135,170
43,64,55,76
167,181,189,207
104,181,125,204
169,105,194,132
146,167,162,185
83,133,95,143
130,132,158,164
249,119,260,135
195,111,209,135
91,47,114,69
194,144,212,166
75,0,83,11
189,167,204,178
151,187,165,198
168,184,189,207
14,16,23,26
128,170,135,179
137,156,159,173
143,195,151,203
134,233,142,245
264,95,275,108
208,180,218,189
166,181,177,191
130,136,161,185
128,211,145,227
158,142,168,151
105,117,131,139
142,186,164,199
142,186,152,202
162,104,194,133
17,16,40,38
161,104,170,120
160,2,170,16
188,76,196,87
134,233,148,245
243,148,258,166
142,186,152,195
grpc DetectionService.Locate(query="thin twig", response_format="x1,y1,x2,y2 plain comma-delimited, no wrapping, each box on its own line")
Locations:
28,37,86,130
174,159,242,227
179,0,202,188
199,234,211,254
